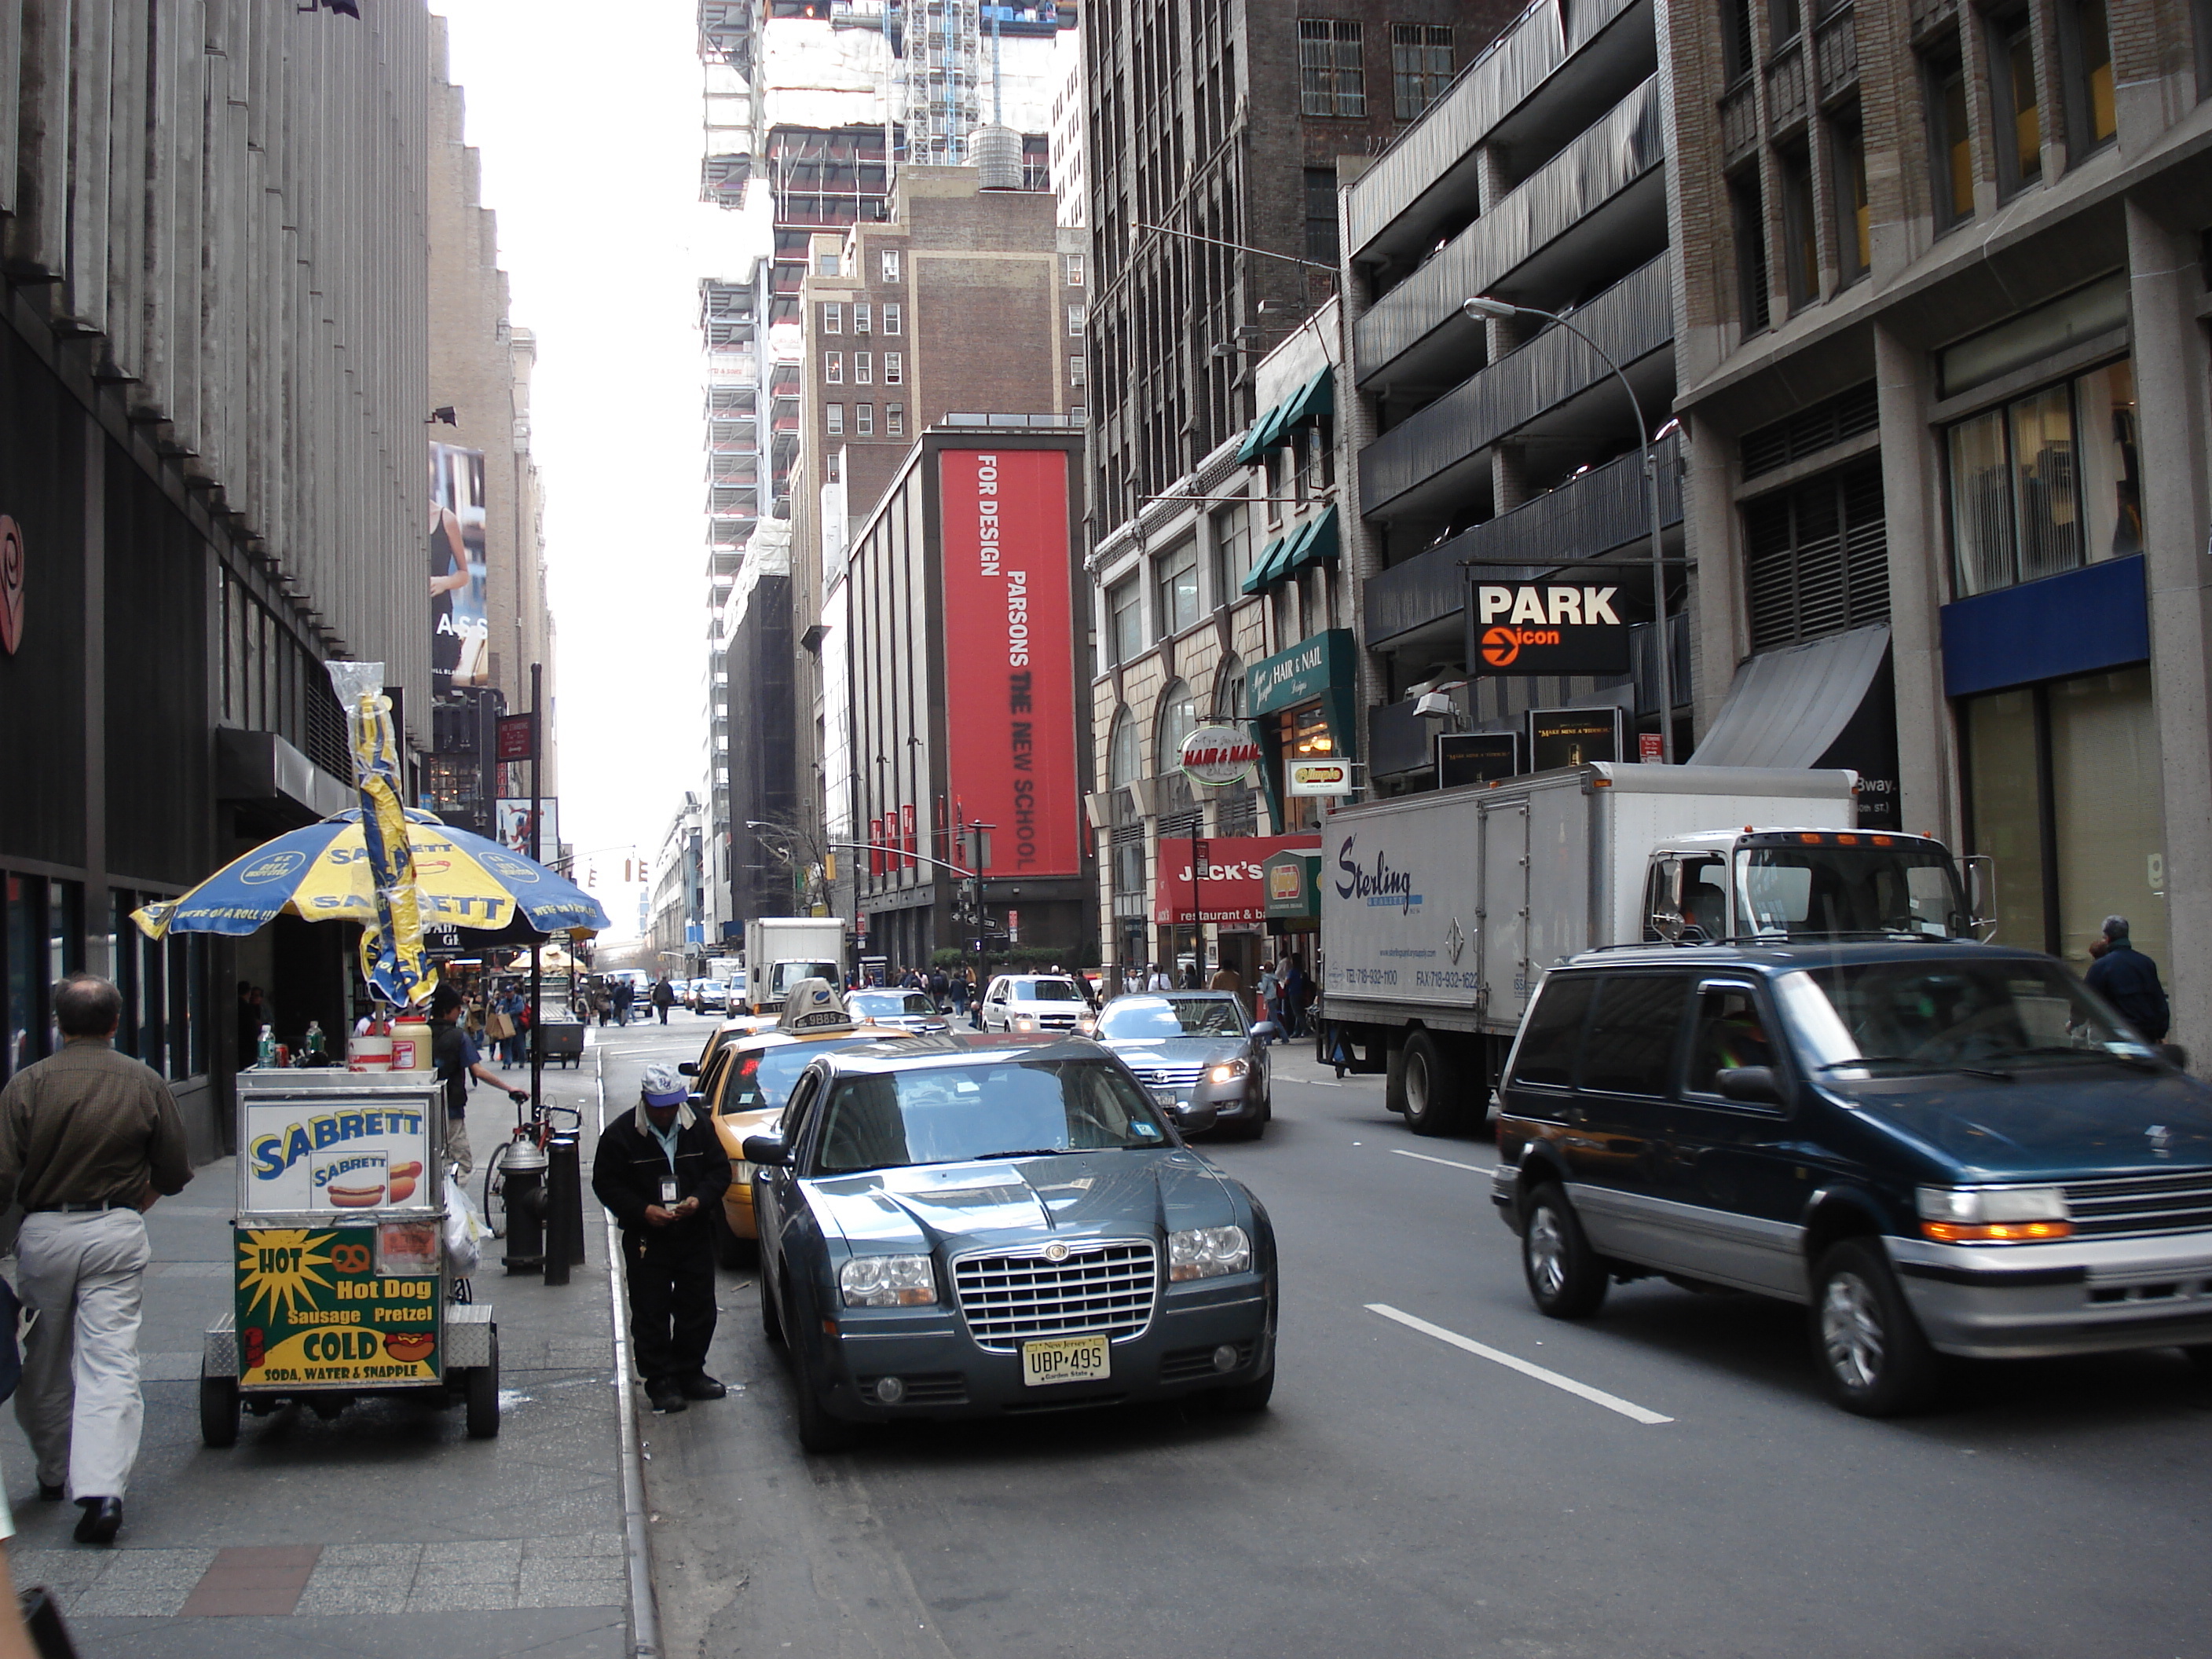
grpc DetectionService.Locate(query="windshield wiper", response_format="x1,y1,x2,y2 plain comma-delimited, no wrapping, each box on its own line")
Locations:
1816,1056,2015,1081
972,1147,1072,1160
1984,1045,2163,1072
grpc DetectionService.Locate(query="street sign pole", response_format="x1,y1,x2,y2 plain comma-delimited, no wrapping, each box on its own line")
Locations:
1191,833,1208,980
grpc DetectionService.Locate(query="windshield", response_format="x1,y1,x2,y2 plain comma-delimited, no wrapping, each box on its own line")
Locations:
1099,996,1247,1039
1734,844,1969,940
1774,958,2157,1076
770,960,841,997
852,992,934,1018
1015,979,1082,1002
813,1060,1172,1173
720,1038,877,1116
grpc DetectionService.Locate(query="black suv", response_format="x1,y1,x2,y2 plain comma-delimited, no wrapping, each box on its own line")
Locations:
1491,941,2212,1414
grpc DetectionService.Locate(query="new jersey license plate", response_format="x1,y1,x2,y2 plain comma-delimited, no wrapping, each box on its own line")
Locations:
1021,1335,1111,1386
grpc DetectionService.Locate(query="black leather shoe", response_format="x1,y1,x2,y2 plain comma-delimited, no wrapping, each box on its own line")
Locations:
73,1497,122,1545
37,1482,64,1502
645,1379,687,1414
678,1372,727,1401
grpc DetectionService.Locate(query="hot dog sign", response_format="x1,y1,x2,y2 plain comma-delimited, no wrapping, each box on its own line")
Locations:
242,1098,433,1214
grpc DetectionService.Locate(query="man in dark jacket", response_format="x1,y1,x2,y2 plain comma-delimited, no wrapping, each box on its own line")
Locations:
650,976,678,1024
2085,914,2171,1041
592,1064,733,1413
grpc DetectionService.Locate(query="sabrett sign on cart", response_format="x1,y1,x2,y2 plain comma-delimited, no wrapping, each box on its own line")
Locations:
248,1107,424,1180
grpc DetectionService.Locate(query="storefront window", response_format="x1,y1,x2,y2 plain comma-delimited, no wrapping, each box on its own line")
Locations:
1964,665,2166,970
1948,358,2139,596
1274,704,1337,832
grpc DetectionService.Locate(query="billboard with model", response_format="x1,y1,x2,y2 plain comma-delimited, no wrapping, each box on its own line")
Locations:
430,443,489,691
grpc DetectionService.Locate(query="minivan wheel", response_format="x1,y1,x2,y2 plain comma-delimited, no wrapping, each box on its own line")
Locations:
1811,1239,1940,1416
1521,1185,1607,1318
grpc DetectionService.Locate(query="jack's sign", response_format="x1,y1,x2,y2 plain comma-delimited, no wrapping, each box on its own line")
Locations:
1464,583,1629,675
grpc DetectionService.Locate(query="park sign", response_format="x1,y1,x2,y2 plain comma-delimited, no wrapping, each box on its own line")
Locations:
1464,582,1630,675
1180,723,1261,788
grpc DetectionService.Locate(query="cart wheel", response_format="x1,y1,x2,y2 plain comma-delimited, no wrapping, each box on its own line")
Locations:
200,1373,240,1448
465,1331,500,1439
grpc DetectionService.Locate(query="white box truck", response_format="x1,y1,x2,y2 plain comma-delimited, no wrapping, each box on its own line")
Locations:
1319,764,1982,1133
742,917,847,1013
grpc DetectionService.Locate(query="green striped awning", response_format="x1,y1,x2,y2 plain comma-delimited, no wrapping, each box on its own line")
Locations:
1279,505,1339,578
1240,532,1290,595
1232,367,1335,464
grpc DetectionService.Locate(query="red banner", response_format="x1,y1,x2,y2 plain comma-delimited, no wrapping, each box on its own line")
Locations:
900,802,917,868
939,449,1081,878
1153,836,1321,925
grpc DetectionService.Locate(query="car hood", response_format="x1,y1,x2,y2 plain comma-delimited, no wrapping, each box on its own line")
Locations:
1101,1035,1247,1069
803,1148,1238,1251
1835,1065,2212,1179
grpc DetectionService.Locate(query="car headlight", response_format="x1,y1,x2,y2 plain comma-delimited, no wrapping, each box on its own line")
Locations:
1076,1014,1098,1035
1012,1013,1038,1033
1208,1059,1250,1084
1167,1225,1252,1281
1915,1185,2072,1243
839,1254,939,1306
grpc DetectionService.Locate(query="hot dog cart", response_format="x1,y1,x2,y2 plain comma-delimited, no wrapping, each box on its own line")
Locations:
200,1071,499,1446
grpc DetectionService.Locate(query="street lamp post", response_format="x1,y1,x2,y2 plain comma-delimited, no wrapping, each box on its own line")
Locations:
1461,296,1675,764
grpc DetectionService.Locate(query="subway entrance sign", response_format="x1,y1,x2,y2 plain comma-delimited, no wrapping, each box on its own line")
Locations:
1464,583,1630,675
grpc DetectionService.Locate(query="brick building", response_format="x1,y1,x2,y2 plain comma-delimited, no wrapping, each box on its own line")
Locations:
1663,0,2212,1042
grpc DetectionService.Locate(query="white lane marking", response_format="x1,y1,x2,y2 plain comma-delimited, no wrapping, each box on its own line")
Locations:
1365,1303,1674,1425
1391,1148,1496,1174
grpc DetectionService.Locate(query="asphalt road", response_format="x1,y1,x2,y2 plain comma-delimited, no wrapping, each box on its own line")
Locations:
597,1016,2212,1659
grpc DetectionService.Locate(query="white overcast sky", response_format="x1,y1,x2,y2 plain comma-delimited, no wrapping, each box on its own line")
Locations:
431,0,766,938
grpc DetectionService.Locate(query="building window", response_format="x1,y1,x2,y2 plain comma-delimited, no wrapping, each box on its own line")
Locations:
1069,351,1086,386
1299,20,1366,117
884,352,903,383
1067,303,1086,336
1831,108,1871,284
826,402,845,434
883,302,903,335
1156,681,1198,776
1064,253,1086,286
1947,358,2141,597
825,351,844,383
880,249,900,281
853,302,872,333
1723,0,1756,81
1390,24,1454,119
1108,705,1143,787
1108,575,1143,663
1778,143,1818,308
821,302,843,333
887,403,904,436
818,251,840,276
1155,539,1199,639
857,403,873,435
856,352,873,383
1730,170,1771,335
1771,0,1801,43
1990,9,2043,192
2063,0,2118,148
1742,464,1890,649
1210,498,1251,601
1926,44,1976,226
1304,167,1340,265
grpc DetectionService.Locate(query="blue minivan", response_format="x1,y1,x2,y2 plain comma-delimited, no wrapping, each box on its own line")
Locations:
1492,941,2212,1414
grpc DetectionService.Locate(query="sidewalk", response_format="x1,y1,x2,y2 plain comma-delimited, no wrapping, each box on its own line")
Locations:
0,1046,633,1657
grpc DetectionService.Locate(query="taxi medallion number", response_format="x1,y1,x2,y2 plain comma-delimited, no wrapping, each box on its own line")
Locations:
1021,1335,1111,1386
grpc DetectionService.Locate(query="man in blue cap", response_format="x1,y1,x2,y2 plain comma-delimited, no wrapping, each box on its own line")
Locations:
591,1063,733,1413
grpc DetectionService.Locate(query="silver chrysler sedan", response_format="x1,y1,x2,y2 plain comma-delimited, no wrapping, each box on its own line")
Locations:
745,1034,1278,1451
1093,992,1272,1140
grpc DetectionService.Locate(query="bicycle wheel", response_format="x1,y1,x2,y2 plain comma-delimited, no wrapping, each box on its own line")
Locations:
482,1139,514,1240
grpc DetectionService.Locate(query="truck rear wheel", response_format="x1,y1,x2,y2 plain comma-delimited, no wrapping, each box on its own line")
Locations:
1397,1030,1475,1137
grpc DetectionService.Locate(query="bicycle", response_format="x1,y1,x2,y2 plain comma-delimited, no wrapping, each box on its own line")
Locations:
483,1091,583,1240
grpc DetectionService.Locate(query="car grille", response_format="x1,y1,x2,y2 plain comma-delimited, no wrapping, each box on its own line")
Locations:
1033,1013,1080,1030
1133,1064,1206,1091
2061,1170,2212,1237
952,1240,1158,1352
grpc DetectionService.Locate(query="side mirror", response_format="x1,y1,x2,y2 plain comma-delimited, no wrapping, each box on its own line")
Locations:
741,1132,788,1166
1964,855,1999,942
1171,1100,1219,1134
1715,1065,1785,1106
677,1060,698,1076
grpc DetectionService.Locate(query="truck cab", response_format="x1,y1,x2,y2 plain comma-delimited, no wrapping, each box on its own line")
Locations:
1642,829,1987,947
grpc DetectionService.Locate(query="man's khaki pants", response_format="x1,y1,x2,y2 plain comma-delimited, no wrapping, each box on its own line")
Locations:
447,1112,474,1177
14,1208,152,1500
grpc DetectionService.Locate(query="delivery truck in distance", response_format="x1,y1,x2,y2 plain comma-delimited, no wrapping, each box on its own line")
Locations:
1319,764,1985,1135
742,916,847,1013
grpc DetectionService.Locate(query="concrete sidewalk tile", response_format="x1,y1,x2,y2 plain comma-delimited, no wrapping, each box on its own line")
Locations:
314,1542,422,1570
176,1586,303,1617
403,1580,518,1613
70,1548,218,1617
517,1573,625,1610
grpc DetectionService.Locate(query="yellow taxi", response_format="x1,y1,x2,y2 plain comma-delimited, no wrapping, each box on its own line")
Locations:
696,980,925,1267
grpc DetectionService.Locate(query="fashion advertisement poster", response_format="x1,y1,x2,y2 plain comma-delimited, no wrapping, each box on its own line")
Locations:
938,449,1081,878
430,442,489,691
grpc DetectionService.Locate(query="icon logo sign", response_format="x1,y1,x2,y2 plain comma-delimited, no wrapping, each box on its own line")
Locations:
240,850,307,886
1481,625,1563,668
1042,1242,1070,1262
1180,724,1261,788
0,516,22,656
1468,584,1628,675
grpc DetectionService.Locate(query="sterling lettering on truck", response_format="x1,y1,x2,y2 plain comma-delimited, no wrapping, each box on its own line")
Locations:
1334,837,1420,909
